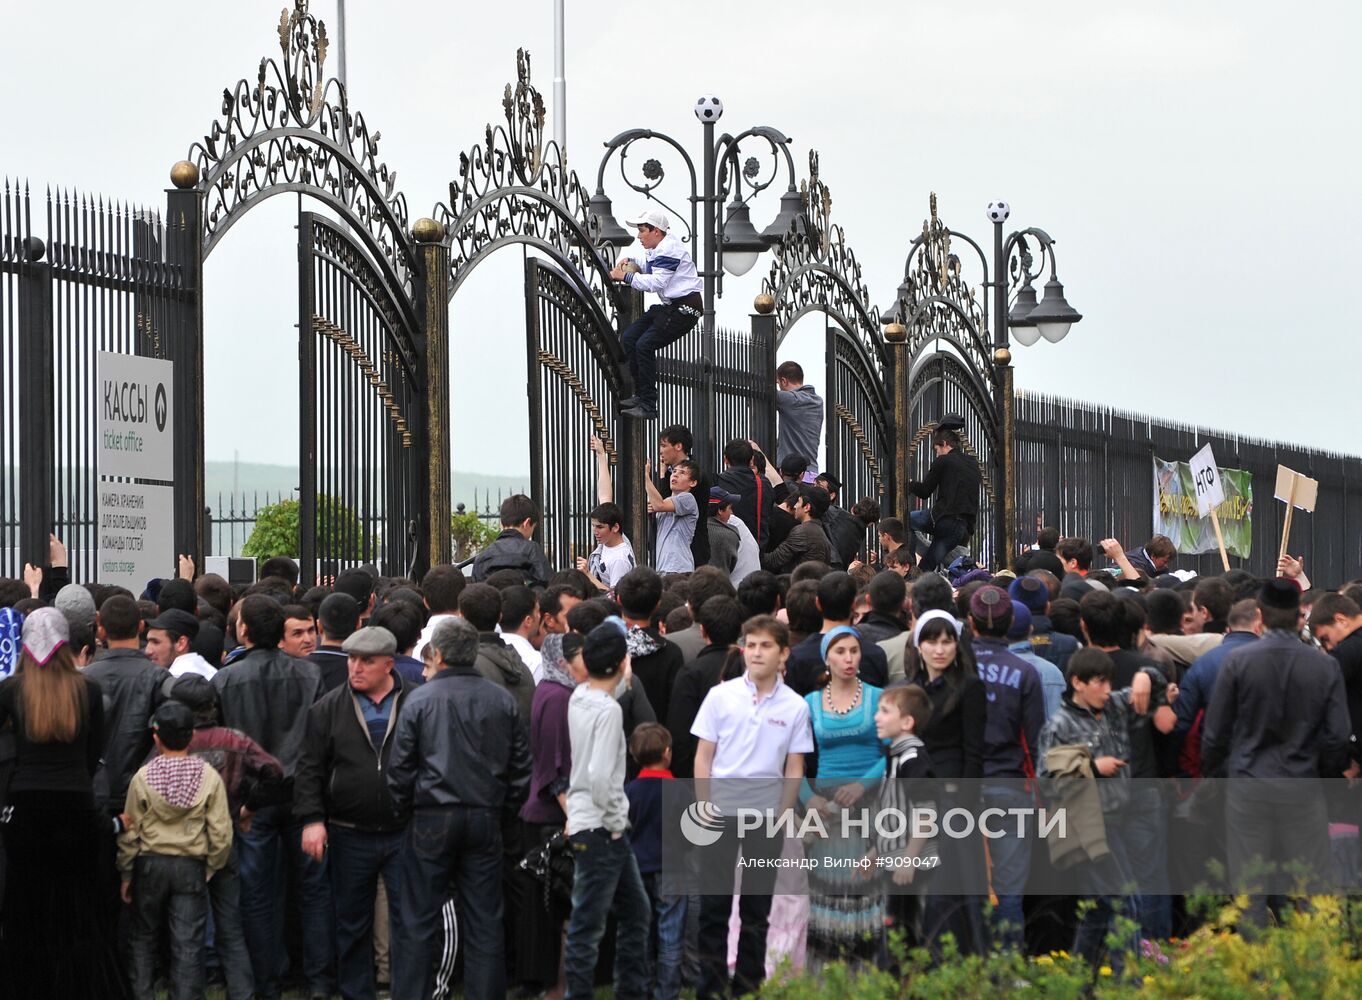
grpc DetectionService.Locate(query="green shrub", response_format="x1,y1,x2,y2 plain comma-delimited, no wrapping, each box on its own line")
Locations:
451,509,499,561
243,495,364,564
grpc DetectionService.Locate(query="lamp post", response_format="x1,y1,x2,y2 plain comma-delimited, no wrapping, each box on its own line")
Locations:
588,99,802,462
885,198,1082,564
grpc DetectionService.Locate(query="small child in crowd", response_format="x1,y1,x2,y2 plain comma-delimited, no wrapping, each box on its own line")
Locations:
625,722,686,1000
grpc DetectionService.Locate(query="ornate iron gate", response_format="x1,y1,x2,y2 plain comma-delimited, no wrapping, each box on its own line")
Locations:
825,321,892,510
298,213,423,582
525,257,627,568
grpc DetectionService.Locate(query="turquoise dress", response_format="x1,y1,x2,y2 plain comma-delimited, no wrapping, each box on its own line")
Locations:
803,683,886,963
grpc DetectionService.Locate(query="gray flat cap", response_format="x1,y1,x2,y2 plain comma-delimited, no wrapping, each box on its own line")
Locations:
341,626,397,657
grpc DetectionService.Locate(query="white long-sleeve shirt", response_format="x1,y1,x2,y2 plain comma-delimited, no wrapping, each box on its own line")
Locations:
622,232,702,303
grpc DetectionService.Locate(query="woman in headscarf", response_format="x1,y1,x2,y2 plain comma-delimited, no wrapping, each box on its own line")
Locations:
0,607,129,998
802,625,886,969
514,630,587,999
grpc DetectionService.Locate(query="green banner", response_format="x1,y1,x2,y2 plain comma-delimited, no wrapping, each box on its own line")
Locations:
1153,456,1253,559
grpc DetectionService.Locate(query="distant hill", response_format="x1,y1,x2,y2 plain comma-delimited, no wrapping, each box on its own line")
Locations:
203,461,529,514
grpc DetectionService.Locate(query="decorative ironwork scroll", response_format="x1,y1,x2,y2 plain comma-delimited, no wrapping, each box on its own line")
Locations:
186,1,415,291
834,404,885,497
435,49,619,326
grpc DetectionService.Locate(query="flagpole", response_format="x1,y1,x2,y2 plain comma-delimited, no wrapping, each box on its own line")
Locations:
553,0,566,163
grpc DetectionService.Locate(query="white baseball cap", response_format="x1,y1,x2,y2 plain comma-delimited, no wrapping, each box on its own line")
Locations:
623,208,670,232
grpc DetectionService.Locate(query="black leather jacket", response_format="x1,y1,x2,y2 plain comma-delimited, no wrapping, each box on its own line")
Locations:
85,648,166,814
294,672,410,832
472,531,553,588
213,647,324,779
386,665,531,819
909,448,981,533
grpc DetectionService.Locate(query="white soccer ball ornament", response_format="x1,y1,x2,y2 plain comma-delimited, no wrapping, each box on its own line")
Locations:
986,200,1010,223
694,96,724,122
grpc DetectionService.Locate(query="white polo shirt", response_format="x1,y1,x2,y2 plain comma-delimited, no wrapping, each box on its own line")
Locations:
692,673,813,811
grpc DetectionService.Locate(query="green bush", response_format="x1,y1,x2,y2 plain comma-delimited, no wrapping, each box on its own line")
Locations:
451,509,499,562
242,495,365,564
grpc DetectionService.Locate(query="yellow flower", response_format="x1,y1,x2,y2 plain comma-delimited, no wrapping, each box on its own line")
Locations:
1143,976,1155,986
1035,956,1054,966
1099,966,1112,977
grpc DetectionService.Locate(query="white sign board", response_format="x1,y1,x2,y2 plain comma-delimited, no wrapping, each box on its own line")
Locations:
1189,443,1224,518
99,352,173,482
98,482,174,588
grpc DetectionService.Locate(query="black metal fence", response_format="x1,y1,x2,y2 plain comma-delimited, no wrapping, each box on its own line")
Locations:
1014,392,1362,587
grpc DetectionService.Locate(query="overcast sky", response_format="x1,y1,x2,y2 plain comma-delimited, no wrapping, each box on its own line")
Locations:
5,1,1359,478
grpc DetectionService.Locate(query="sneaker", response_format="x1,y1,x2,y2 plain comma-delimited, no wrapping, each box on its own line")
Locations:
621,403,658,419
619,395,641,408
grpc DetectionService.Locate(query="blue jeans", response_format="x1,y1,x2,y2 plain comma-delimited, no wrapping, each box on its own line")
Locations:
129,854,209,1000
981,785,1033,951
329,825,404,1000
207,841,255,1000
398,806,503,1000
908,509,969,572
643,871,688,1000
620,302,702,408
1124,784,1170,940
236,804,334,999
564,828,651,1000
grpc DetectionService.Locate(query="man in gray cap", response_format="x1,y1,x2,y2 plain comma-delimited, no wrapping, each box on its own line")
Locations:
54,582,97,630
295,625,411,1000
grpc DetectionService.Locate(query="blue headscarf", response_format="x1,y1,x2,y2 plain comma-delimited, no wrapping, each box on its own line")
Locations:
820,624,861,662
0,607,23,680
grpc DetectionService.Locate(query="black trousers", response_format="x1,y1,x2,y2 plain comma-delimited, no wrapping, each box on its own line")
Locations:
1226,783,1331,925
696,820,782,1000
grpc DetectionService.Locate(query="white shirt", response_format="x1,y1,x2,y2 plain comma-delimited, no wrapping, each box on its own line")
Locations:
169,653,216,680
728,516,761,586
621,232,703,303
413,613,458,659
502,631,544,685
588,536,637,592
691,673,813,811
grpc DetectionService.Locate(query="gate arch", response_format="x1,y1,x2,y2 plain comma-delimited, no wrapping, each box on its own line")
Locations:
762,153,893,519
177,0,426,580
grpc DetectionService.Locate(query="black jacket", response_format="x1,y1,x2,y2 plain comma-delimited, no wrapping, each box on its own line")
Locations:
667,644,741,778
1201,630,1351,784
213,647,324,778
714,466,775,548
627,627,684,729
85,648,167,813
1328,630,1362,755
309,646,350,693
761,519,832,574
386,665,531,817
908,448,980,533
472,530,553,588
823,505,866,569
855,610,906,647
904,666,987,782
294,672,410,832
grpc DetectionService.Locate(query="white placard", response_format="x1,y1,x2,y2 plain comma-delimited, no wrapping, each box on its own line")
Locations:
1189,443,1224,518
98,483,174,589
99,352,173,482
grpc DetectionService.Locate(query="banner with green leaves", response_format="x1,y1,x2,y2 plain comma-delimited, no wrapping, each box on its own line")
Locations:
1153,456,1253,558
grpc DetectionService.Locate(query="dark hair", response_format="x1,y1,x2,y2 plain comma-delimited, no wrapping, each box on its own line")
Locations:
931,428,961,449
1192,577,1233,624
1145,589,1185,635
1066,647,1116,685
498,494,540,528
458,583,502,633
653,590,686,630
68,619,96,662
299,585,330,619
194,574,234,616
334,568,375,609
539,584,580,621
0,578,29,609
878,517,907,545
239,595,285,649
153,702,196,751
671,459,701,486
157,578,196,614
911,616,974,723
686,566,737,614
194,623,225,666
484,568,527,590
868,571,907,615
851,498,881,525
885,546,915,570
723,439,753,467
280,603,312,625
548,569,595,599
905,574,948,617
98,595,142,641
371,601,422,652
421,565,467,615
880,686,931,733
815,572,857,622
1027,568,1062,602
628,722,672,768
737,571,781,618
658,424,693,454
1116,596,1147,650
1310,593,1361,632
589,502,624,530
663,605,693,634
778,453,810,481
1078,591,1124,648
697,596,744,648
784,581,823,634
245,576,294,603
775,360,804,383
742,614,790,649
1056,537,1094,571
1228,597,1261,630
791,561,832,584
566,597,612,635
1036,527,1059,551
261,556,300,586
499,585,539,633
1145,535,1177,561
616,566,664,619
318,592,361,642
1048,597,1082,639
797,485,831,520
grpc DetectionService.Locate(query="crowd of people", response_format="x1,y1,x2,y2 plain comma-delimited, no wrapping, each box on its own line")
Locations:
0,413,1358,1000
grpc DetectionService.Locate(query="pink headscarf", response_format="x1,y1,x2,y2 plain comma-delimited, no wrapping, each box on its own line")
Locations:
21,607,70,666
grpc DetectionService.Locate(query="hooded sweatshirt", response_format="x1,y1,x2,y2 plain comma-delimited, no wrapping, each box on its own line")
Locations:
475,633,536,724
118,754,233,878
